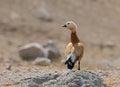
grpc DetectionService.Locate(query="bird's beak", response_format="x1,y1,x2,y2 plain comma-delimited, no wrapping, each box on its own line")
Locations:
62,24,67,27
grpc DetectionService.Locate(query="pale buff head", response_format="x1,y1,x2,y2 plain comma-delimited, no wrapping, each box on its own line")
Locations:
62,21,77,32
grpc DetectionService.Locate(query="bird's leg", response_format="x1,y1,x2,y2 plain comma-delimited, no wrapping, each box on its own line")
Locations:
78,61,80,70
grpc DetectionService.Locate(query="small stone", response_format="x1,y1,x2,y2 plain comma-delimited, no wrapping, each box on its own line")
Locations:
81,84,90,87
112,57,120,67
33,57,51,66
100,60,116,70
101,60,111,67
98,71,108,77
6,64,11,70
28,84,39,87
73,79,83,86
68,83,79,87
105,41,115,48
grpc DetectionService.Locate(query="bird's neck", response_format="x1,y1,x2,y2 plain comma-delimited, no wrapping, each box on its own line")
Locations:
71,32,80,44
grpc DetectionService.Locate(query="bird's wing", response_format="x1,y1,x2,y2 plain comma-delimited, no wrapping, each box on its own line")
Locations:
71,42,84,63
64,42,84,63
64,42,73,58
77,42,84,60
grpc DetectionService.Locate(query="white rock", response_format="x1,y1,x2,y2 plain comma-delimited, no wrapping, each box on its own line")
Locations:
33,57,51,66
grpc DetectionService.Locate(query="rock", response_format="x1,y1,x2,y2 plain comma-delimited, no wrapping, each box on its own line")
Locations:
100,60,115,70
36,8,52,22
10,11,19,20
21,70,106,87
68,83,79,87
81,84,90,87
104,41,115,48
33,57,51,66
98,71,109,77
4,57,21,64
44,40,61,61
99,41,115,50
19,43,47,61
112,57,120,67
25,83,39,87
6,64,12,70
101,60,111,67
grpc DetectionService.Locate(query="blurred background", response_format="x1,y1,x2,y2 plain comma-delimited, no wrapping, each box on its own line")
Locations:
0,0,120,70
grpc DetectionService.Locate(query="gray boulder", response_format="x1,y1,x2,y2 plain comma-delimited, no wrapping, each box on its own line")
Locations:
36,7,52,22
19,43,47,61
33,57,51,66
44,40,61,61
21,70,106,87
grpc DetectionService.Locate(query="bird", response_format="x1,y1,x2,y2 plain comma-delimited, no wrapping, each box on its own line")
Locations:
62,21,84,70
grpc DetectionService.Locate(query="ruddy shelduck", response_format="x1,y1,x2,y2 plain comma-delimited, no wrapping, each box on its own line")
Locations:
62,21,84,70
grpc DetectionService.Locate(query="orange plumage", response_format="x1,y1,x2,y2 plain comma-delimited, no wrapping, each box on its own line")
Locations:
62,21,84,70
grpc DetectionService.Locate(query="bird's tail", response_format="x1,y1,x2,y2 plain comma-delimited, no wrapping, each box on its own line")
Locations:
65,53,76,69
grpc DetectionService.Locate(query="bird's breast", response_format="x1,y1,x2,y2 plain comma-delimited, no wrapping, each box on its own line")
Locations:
73,44,82,57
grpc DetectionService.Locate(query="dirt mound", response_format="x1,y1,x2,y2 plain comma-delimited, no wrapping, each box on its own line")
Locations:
21,70,106,87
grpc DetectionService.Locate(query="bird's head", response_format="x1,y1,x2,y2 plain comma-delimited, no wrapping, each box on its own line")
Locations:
62,21,77,32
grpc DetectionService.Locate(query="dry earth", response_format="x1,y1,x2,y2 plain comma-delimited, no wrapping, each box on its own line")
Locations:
0,0,120,87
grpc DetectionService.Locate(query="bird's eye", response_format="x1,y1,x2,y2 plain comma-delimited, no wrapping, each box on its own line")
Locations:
68,23,70,25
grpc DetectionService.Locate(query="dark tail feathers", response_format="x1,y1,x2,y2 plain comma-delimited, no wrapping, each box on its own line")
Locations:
65,55,74,70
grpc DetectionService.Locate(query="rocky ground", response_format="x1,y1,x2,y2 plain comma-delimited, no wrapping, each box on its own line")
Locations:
0,66,120,87
21,70,106,87
0,0,120,87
